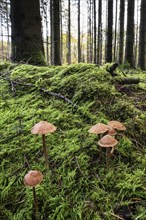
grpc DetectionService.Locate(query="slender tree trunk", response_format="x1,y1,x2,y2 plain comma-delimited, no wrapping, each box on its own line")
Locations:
139,0,146,69
87,0,92,63
97,0,102,64
118,0,125,64
45,2,49,64
10,0,45,65
51,0,61,65
134,3,139,68
105,0,113,63
93,0,96,64
50,0,53,64
0,13,4,59
78,0,81,63
113,0,118,61
6,0,10,59
125,0,135,67
60,0,63,64
67,0,71,64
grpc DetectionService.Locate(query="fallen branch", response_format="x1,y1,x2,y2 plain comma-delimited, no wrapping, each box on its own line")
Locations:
109,212,125,220
40,88,77,108
115,78,141,85
1,75,77,108
75,156,87,179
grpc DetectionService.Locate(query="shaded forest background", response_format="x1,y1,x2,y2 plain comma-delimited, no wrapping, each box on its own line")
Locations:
0,0,146,68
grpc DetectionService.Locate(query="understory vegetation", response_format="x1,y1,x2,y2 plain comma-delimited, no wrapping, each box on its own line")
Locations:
0,61,146,220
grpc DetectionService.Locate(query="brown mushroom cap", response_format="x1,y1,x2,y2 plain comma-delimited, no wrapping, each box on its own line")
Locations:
107,126,117,136
88,123,109,134
31,121,57,134
24,170,43,187
108,121,126,131
98,135,118,147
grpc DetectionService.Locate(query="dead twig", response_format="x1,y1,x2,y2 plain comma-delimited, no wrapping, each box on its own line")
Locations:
1,75,77,108
75,156,87,179
109,211,125,220
40,88,77,108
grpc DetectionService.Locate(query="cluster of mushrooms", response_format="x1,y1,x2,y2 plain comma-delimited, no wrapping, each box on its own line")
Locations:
88,121,126,168
24,121,57,217
23,120,126,216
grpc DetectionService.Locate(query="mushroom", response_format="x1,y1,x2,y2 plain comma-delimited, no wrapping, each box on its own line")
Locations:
88,123,109,134
88,123,109,159
107,126,117,136
108,120,126,131
98,135,118,168
24,170,43,217
31,121,57,169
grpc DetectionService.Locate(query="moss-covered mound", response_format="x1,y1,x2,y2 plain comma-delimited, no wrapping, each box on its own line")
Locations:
0,62,146,220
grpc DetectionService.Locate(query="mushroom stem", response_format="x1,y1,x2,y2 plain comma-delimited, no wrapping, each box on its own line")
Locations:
32,187,39,219
42,134,49,169
98,134,102,159
106,147,111,169
99,146,102,160
110,146,115,155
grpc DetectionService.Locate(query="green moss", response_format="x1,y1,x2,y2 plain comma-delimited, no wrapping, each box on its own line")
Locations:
0,62,146,219
0,60,11,71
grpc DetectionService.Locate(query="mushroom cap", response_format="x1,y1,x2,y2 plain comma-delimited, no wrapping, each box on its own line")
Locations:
98,135,118,147
107,126,117,136
108,121,126,131
88,123,109,134
31,121,57,134
24,170,43,187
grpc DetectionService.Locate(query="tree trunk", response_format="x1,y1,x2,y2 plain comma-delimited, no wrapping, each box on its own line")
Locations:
60,0,63,64
67,0,71,64
118,0,125,64
113,0,118,61
105,0,113,63
50,0,53,64
87,0,92,63
10,0,45,65
78,0,81,63
125,0,135,67
139,0,146,70
93,0,96,64
51,0,61,65
97,0,102,65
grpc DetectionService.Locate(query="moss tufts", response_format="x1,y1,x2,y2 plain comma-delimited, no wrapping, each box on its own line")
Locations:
0,62,146,219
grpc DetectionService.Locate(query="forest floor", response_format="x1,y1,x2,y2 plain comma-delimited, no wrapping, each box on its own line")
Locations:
0,61,146,220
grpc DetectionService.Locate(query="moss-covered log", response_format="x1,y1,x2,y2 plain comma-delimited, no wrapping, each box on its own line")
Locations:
115,78,141,85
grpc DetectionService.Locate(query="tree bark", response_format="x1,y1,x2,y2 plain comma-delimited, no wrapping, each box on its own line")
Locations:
139,0,146,70
113,0,118,61
118,0,125,64
93,0,96,64
125,0,135,67
87,0,93,63
67,0,71,64
97,0,102,65
10,0,45,65
51,0,61,65
78,0,81,63
105,0,113,63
